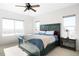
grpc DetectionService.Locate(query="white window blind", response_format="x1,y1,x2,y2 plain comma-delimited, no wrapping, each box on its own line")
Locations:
2,19,14,36
34,21,40,32
15,20,24,34
63,15,76,39
2,18,24,36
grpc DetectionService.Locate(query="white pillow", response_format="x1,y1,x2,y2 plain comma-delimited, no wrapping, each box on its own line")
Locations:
39,31,45,34
46,31,54,35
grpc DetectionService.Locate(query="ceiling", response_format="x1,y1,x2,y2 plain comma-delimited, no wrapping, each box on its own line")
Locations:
0,3,78,17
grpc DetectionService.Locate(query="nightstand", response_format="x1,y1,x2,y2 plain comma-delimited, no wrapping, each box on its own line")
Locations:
60,38,76,51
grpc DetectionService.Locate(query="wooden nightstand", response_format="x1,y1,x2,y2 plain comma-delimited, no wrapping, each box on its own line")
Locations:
60,38,76,51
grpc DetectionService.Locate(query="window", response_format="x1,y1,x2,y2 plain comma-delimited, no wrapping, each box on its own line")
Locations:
2,18,24,36
34,21,40,32
15,20,24,34
63,15,76,39
2,19,14,36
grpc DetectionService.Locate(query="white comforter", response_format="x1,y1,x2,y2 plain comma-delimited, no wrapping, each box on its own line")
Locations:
25,34,56,48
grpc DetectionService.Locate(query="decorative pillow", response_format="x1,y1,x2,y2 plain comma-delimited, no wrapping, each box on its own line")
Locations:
39,31,46,35
46,31,54,35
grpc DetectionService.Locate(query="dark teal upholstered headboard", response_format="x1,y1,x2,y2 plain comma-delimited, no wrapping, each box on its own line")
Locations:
40,23,61,45
40,23,60,31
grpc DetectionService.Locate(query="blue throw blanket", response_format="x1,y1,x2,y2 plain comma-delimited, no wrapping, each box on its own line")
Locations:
27,39,44,51
18,35,44,51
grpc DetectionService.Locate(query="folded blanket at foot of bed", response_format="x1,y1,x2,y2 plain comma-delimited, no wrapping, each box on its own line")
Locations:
18,36,44,51
27,39,44,51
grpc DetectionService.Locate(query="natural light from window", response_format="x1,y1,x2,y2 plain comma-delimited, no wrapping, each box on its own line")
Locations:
2,18,24,36
64,15,76,39
34,21,40,32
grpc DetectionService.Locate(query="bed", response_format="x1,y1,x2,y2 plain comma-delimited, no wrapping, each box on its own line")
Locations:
18,23,61,56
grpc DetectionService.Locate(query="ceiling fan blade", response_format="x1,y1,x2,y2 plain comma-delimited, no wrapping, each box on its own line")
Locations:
31,5,40,7
16,5,26,7
25,3,30,6
30,8,36,12
24,8,28,12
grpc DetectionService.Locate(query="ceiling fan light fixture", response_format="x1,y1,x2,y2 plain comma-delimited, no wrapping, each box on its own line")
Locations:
16,3,40,12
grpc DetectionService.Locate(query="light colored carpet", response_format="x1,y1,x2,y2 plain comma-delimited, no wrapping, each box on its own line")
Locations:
0,42,28,56
0,43,79,56
0,48,5,56
47,47,79,56
4,46,28,56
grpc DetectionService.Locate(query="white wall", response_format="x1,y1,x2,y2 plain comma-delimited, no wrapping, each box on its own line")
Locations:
0,9,33,45
24,17,33,35
33,4,79,50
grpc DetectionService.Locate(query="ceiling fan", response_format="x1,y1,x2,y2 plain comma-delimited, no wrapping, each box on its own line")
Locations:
16,3,40,12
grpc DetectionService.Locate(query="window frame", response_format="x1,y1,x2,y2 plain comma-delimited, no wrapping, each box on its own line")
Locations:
2,18,24,36
34,21,40,32
63,15,76,39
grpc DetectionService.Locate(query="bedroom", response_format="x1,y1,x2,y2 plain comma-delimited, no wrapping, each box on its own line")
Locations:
0,3,79,56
